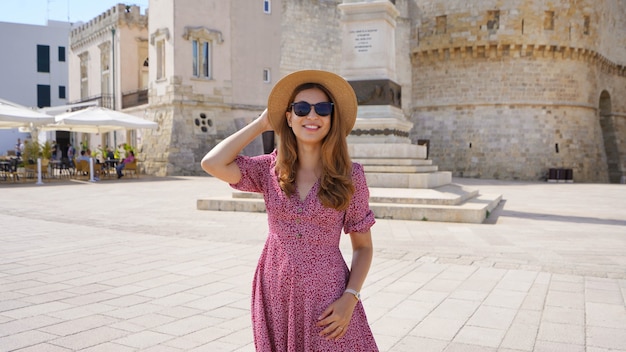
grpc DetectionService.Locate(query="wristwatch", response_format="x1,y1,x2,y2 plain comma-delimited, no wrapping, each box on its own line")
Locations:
344,288,360,301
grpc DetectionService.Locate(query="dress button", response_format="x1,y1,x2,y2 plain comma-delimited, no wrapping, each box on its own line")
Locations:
296,218,301,224
296,233,302,238
297,207,303,213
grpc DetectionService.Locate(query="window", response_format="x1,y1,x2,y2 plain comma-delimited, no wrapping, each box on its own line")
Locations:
150,27,170,81
203,42,209,78
59,86,66,99
544,11,555,30
264,0,271,14
37,45,50,72
37,85,51,107
79,52,89,99
583,15,590,35
183,27,222,80
487,10,500,30
58,46,66,62
99,42,111,106
436,15,447,35
192,41,198,76
156,39,165,80
192,40,211,78
263,68,271,83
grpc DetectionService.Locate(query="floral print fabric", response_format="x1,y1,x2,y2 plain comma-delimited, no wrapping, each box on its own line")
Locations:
231,151,378,352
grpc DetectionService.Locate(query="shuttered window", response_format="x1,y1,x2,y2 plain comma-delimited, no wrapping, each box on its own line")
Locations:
37,45,50,72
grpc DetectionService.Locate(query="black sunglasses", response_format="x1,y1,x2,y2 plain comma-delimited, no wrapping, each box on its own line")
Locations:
290,101,334,117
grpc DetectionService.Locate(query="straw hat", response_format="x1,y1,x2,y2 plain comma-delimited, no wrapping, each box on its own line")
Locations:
267,70,357,137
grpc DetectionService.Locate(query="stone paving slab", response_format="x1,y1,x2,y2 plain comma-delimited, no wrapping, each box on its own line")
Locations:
0,176,625,351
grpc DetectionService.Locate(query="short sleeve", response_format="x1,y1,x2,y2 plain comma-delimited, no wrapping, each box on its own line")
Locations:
343,163,376,234
229,152,275,194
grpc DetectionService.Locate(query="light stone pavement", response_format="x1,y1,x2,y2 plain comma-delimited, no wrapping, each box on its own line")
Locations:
0,176,625,352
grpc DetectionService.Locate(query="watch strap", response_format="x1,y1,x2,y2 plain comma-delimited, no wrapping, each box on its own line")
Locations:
344,288,360,301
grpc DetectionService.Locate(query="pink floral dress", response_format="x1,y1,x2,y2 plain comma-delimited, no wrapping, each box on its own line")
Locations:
231,151,378,352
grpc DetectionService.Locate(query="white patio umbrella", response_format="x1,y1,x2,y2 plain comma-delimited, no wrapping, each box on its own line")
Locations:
40,106,158,183
44,106,158,133
0,99,55,185
0,98,55,129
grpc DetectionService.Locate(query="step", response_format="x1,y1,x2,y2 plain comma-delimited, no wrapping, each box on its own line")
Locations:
370,193,502,223
368,184,478,205
348,143,427,159
229,184,476,205
352,158,433,166
365,171,452,188
363,165,439,173
196,186,502,224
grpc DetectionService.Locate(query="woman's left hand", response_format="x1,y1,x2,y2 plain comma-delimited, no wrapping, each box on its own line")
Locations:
316,293,358,340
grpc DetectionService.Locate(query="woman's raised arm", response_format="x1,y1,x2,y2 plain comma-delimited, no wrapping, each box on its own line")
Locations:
201,109,272,184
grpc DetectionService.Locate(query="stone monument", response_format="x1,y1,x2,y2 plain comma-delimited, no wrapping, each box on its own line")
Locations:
339,0,451,188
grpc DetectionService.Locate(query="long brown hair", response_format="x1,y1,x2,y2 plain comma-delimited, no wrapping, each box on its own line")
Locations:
275,83,354,210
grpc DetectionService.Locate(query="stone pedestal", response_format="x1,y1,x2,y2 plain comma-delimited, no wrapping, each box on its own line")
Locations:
339,0,399,81
339,0,448,188
339,0,413,144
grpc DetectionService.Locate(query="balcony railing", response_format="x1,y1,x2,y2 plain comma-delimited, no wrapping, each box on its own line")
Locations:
122,89,148,109
71,94,114,110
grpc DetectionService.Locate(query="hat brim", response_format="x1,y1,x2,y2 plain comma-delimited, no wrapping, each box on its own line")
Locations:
267,70,357,137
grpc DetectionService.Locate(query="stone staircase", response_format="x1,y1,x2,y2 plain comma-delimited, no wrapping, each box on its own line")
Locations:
196,143,502,224
196,183,501,224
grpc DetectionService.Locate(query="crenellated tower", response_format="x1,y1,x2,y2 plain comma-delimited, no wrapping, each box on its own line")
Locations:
408,0,626,182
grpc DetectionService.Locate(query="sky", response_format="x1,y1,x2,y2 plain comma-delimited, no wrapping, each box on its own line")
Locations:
0,0,149,26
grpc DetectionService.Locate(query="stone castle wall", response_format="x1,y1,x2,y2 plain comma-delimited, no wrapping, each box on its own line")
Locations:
280,0,343,75
412,55,612,181
409,0,626,181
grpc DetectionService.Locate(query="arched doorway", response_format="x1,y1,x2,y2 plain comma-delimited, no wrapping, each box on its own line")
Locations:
599,90,621,183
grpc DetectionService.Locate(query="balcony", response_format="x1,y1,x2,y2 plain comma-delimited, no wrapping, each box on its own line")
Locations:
71,94,114,110
122,89,148,109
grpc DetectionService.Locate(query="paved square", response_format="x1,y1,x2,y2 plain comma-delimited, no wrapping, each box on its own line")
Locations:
1,177,625,351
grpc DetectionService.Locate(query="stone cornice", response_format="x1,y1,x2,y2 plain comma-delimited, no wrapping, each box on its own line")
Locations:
71,25,116,51
182,26,224,44
150,28,170,45
412,44,626,77
413,101,598,111
350,128,409,138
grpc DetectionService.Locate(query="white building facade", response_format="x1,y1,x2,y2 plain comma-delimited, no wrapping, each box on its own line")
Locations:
0,20,70,155
67,4,149,157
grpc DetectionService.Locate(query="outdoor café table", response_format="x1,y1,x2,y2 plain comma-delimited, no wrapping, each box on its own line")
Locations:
49,160,62,178
49,160,59,167
105,159,119,168
0,161,9,181
104,159,119,177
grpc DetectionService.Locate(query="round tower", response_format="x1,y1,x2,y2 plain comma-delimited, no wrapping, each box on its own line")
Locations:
409,0,626,182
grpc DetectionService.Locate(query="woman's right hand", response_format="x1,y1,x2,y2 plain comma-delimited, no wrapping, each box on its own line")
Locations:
201,108,272,183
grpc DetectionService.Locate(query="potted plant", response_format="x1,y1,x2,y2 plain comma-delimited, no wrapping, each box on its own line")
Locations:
39,141,53,177
22,140,41,164
21,140,40,178
40,140,53,160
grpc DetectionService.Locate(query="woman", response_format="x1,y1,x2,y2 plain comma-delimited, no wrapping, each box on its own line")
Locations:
201,70,378,351
116,150,135,179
